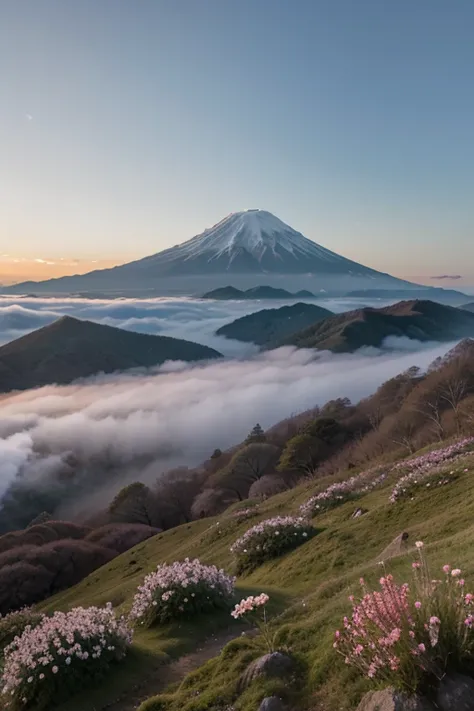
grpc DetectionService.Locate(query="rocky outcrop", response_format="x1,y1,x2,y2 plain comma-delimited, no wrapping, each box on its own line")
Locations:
258,697,286,711
356,674,474,711
437,673,474,710
239,652,294,690
377,532,410,562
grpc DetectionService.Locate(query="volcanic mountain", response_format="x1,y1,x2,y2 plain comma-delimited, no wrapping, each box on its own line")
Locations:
275,300,474,353
2,210,416,296
0,317,221,393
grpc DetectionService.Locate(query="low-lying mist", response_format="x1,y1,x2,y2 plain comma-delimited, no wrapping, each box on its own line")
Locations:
0,341,457,523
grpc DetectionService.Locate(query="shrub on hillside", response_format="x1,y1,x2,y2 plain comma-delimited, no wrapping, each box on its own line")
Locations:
85,523,161,553
0,563,54,615
0,521,89,554
129,558,235,627
0,609,43,657
334,542,474,694
300,469,387,518
248,474,288,499
191,488,237,518
389,438,474,503
0,604,132,711
230,516,314,573
0,541,115,614
25,540,115,595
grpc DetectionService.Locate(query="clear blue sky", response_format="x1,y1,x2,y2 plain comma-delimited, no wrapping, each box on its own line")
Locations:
1,0,474,282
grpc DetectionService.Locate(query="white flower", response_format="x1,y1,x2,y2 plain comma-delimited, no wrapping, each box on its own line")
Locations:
415,541,424,549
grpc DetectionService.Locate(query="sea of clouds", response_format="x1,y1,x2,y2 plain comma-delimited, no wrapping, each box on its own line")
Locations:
0,294,460,519
0,295,397,355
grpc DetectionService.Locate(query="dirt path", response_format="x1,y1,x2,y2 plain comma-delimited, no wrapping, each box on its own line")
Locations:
103,627,247,711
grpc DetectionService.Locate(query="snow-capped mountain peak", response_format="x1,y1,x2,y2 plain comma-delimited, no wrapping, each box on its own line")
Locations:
151,209,352,269
3,208,409,295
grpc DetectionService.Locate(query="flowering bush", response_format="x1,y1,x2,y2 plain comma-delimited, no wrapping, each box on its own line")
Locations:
300,470,387,518
387,439,474,503
231,593,274,652
389,459,469,503
1,604,132,711
393,437,474,474
129,558,235,626
334,542,474,693
0,608,43,658
230,516,314,573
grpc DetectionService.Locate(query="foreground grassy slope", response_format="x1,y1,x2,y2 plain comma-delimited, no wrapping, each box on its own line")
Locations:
42,450,474,711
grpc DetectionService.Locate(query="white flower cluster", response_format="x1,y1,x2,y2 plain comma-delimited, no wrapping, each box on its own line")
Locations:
129,558,235,625
1,604,132,708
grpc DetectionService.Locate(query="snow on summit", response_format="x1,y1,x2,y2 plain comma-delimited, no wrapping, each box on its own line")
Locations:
2,208,409,295
143,208,370,272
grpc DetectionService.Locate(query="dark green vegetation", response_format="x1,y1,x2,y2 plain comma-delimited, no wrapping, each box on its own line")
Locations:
201,285,315,300
278,299,474,352
32,445,474,711
0,316,221,393
216,302,333,346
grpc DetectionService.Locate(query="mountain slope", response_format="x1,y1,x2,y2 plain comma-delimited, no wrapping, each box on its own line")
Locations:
216,302,333,346
2,210,415,296
461,302,474,313
0,317,221,393
277,300,474,352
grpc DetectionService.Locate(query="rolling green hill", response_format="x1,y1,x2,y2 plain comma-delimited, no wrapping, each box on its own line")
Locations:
37,438,474,711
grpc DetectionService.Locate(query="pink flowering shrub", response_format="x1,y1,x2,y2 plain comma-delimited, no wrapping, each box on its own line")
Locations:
393,437,474,474
231,593,275,652
300,470,387,518
0,608,43,658
129,558,235,626
389,460,468,503
230,516,314,573
334,542,474,693
1,604,132,711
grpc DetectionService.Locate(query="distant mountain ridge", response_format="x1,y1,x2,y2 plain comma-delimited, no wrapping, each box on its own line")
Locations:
201,285,316,300
1,209,418,296
0,317,221,393
276,300,474,353
216,302,333,346
347,288,470,306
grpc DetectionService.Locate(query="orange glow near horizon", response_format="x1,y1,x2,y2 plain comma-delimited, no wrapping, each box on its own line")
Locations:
0,255,133,285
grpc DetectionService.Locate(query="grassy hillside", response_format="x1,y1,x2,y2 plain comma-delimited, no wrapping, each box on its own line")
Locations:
38,439,474,711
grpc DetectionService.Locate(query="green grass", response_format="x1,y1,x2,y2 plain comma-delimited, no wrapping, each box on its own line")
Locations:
36,450,474,711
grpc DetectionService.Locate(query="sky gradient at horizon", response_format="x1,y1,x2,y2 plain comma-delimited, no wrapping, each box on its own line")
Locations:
1,0,474,285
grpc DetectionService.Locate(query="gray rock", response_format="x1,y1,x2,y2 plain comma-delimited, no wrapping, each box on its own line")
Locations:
437,672,474,710
356,688,434,711
258,697,285,711
240,652,294,690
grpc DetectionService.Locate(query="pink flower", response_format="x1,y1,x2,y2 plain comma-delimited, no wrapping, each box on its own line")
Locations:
415,601,422,609
418,643,426,653
412,562,421,569
443,565,451,574
451,569,462,578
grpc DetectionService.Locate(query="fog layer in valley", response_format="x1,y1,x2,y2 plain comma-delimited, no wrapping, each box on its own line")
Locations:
0,295,398,355
0,340,458,518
